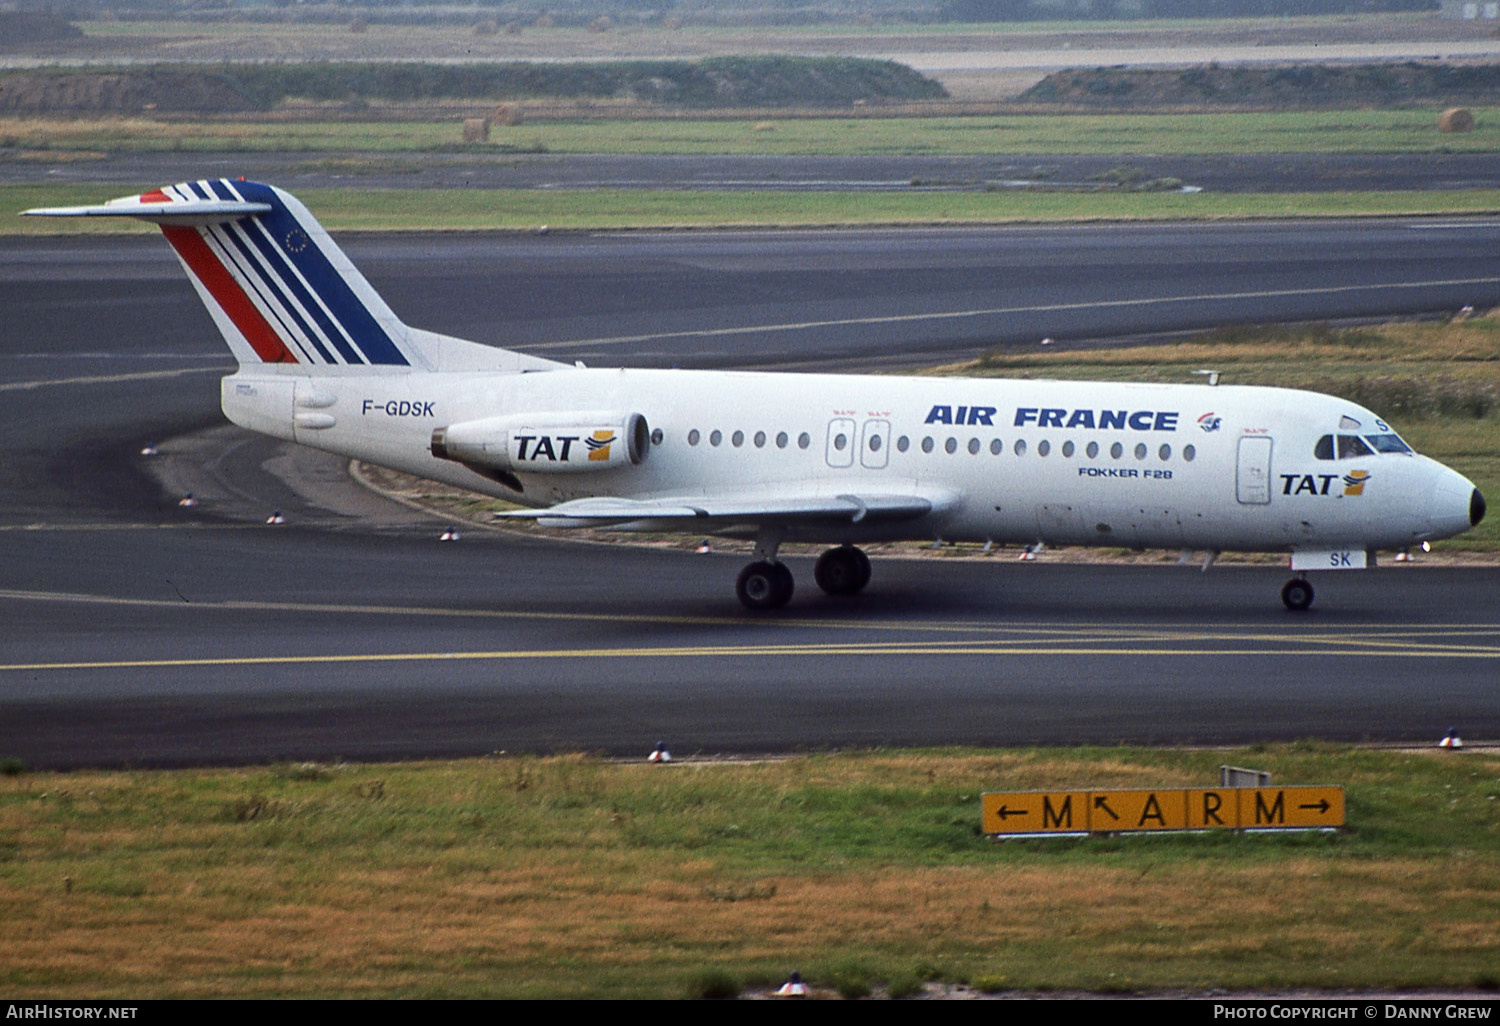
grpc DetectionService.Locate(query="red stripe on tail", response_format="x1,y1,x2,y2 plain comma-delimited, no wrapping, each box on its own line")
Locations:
161,226,297,364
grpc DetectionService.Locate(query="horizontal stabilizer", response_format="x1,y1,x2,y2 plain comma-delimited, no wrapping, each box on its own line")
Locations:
497,492,936,528
24,194,271,227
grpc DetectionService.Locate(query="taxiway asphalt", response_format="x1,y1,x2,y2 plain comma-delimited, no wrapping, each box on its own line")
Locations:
4,220,1499,768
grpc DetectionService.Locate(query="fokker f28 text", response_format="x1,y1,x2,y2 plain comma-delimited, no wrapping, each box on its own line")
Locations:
27,181,1486,611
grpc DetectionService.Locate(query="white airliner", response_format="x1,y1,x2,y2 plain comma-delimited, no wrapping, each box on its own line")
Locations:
27,180,1486,611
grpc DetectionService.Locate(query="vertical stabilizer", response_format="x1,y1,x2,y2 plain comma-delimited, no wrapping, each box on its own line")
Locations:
26,179,423,370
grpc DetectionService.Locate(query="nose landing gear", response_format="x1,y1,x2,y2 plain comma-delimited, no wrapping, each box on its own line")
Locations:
1280,576,1315,612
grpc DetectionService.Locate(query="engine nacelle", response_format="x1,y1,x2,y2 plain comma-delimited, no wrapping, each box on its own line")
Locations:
431,412,649,474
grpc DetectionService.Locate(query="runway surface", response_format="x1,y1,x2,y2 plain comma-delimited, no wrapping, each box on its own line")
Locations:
4,219,1500,768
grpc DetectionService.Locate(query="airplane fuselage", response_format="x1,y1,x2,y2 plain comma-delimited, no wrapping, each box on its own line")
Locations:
224,367,1476,554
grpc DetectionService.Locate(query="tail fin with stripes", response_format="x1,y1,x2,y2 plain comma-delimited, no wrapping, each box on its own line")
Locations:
29,179,422,369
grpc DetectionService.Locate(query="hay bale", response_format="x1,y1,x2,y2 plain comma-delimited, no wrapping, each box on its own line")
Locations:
534,14,554,28
589,15,613,33
662,15,683,30
473,19,498,37
491,103,524,127
752,121,776,133
462,118,491,143
348,16,367,33
504,21,522,35
1440,108,1475,133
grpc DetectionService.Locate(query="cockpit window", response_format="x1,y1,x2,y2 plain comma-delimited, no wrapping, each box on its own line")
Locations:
1363,433,1413,455
1314,435,1334,460
1337,434,1374,459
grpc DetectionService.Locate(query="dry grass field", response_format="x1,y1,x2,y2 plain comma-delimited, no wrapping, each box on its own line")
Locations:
2,746,1498,998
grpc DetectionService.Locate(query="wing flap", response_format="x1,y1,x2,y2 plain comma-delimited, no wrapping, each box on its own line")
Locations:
496,492,936,528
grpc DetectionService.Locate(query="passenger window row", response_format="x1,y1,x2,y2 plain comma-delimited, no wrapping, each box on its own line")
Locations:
686,429,812,450
682,428,1197,463
897,435,1196,463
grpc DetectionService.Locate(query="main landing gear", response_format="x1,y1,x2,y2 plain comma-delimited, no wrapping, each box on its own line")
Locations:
1280,576,1315,612
735,535,872,611
736,560,794,611
813,545,871,596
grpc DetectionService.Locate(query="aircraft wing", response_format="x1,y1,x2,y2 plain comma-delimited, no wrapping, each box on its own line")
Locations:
495,492,939,528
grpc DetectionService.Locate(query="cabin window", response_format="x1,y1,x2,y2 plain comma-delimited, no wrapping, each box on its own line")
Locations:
833,432,848,452
1110,442,1123,459
1338,434,1373,459
754,430,766,448
1158,444,1171,461
688,429,701,446
1037,440,1050,457
1014,439,1027,457
1183,445,1196,462
1314,435,1334,460
968,437,981,455
1134,442,1147,460
1062,440,1075,458
798,432,811,450
732,430,744,448
776,431,789,449
945,437,958,455
921,436,935,454
990,438,1003,455
651,428,663,446
710,429,723,447
869,434,883,453
897,435,910,452
1086,441,1099,459
1365,433,1413,455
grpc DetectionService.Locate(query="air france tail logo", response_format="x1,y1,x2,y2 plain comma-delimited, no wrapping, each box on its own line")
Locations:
1343,470,1371,496
1198,413,1222,433
585,431,616,462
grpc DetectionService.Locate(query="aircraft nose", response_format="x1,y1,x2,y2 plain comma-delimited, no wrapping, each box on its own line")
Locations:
1426,463,1482,541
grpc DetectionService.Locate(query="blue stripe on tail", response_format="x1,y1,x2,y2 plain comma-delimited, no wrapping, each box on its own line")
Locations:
218,180,409,367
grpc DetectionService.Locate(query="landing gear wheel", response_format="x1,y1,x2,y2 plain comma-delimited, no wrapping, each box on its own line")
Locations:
1281,577,1315,612
814,545,871,596
737,560,794,611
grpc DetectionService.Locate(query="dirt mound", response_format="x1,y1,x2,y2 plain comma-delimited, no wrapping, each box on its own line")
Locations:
0,57,945,115
0,71,258,114
1020,62,1500,111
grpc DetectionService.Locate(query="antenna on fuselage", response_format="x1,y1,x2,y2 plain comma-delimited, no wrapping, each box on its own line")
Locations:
1194,369,1221,386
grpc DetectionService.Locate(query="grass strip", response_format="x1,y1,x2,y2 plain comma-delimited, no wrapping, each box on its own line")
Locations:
7,184,1500,235
6,109,1500,156
0,745,1496,997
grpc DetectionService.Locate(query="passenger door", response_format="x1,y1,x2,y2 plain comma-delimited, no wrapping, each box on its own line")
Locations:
1236,436,1273,505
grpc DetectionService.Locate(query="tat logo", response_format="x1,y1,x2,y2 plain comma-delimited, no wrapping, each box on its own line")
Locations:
1281,471,1372,497
1197,413,1222,433
585,430,616,462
